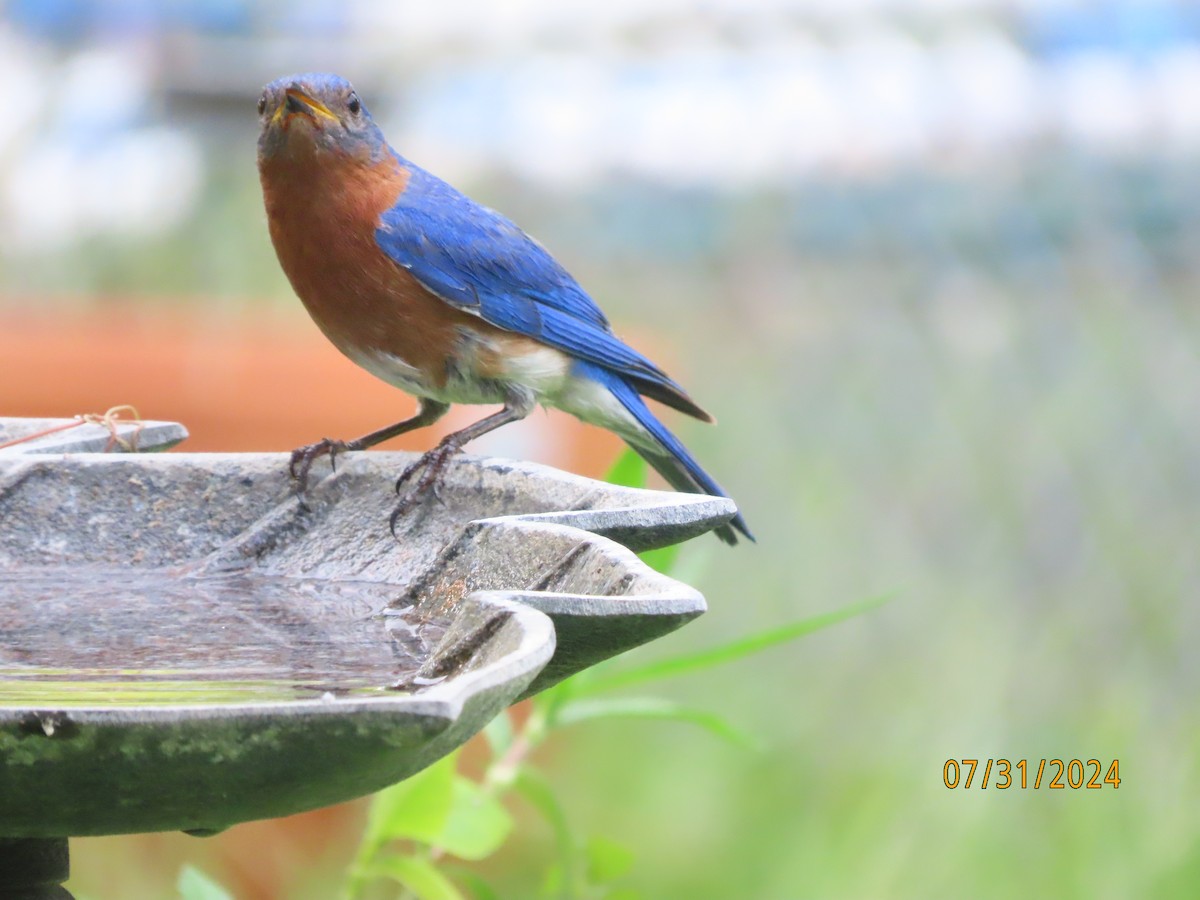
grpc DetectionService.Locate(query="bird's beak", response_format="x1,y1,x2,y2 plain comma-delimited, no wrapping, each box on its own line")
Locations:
273,87,339,128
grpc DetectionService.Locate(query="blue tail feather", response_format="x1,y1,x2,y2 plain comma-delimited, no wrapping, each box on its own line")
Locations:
578,362,753,544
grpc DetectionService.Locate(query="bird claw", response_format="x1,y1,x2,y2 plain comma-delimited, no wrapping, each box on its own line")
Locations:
388,493,419,537
288,437,350,497
392,458,423,495
388,442,461,536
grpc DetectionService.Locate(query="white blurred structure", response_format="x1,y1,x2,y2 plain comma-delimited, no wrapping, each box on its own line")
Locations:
0,32,203,252
393,24,1200,186
1,0,1198,244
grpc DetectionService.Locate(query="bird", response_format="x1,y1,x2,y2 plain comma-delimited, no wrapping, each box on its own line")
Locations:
255,73,751,544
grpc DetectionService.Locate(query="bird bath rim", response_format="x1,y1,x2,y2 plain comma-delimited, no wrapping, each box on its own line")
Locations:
0,434,734,838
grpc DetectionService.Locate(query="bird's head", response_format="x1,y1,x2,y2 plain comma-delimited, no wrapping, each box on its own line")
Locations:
256,73,386,165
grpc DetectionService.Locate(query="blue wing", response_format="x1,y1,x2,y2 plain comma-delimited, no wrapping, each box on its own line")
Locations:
376,159,709,420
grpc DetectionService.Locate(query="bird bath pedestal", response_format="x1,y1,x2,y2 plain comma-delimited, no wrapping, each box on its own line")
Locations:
0,419,736,897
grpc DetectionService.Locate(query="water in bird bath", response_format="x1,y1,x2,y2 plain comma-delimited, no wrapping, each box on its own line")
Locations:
0,569,447,705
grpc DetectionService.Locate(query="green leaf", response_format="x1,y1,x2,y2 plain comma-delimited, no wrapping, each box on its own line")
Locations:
583,592,894,694
443,867,502,900
604,448,647,489
515,769,577,889
361,752,457,856
437,776,514,860
638,541,682,574
585,836,636,886
539,862,566,898
359,754,511,865
368,855,465,900
482,709,513,758
177,865,234,900
554,696,755,748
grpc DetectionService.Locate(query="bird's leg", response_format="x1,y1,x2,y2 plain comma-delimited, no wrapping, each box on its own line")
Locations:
289,398,450,498
390,390,535,534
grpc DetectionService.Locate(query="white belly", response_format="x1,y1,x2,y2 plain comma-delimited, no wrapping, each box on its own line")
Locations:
347,341,574,406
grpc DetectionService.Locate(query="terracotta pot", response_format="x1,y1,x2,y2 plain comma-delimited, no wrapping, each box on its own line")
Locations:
0,302,623,473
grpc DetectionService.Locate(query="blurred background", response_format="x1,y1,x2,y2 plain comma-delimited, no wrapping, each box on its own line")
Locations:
2,0,1198,896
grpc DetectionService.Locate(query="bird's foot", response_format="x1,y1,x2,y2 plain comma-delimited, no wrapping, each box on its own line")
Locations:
289,437,354,501
389,441,462,535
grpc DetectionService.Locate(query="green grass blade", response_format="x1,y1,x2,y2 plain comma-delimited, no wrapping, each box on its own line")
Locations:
604,447,647,489
531,664,597,721
553,696,757,748
582,592,894,694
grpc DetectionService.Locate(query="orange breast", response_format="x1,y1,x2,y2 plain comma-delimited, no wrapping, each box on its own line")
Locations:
259,149,520,392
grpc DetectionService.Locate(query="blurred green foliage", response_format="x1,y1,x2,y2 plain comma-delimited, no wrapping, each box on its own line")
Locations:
177,865,234,900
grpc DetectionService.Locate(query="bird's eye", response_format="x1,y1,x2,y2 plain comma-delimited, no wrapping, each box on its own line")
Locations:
347,92,361,115
257,94,266,115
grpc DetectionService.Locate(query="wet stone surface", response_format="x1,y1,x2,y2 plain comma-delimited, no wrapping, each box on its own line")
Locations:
0,445,720,838
0,569,448,704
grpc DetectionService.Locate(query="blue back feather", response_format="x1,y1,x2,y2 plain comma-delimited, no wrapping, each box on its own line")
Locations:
375,159,690,397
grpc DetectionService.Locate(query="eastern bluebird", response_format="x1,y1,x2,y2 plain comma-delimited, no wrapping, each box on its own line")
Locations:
256,73,751,544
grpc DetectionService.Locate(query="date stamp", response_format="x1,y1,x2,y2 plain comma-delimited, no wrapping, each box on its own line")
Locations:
943,759,1120,790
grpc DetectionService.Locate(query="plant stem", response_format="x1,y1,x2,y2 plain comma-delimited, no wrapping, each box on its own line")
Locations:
422,706,548,872
368,706,551,900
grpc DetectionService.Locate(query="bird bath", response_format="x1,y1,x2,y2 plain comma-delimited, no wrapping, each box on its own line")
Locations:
0,418,736,897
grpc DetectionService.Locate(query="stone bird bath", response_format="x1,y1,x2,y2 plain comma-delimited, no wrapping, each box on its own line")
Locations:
0,418,736,897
